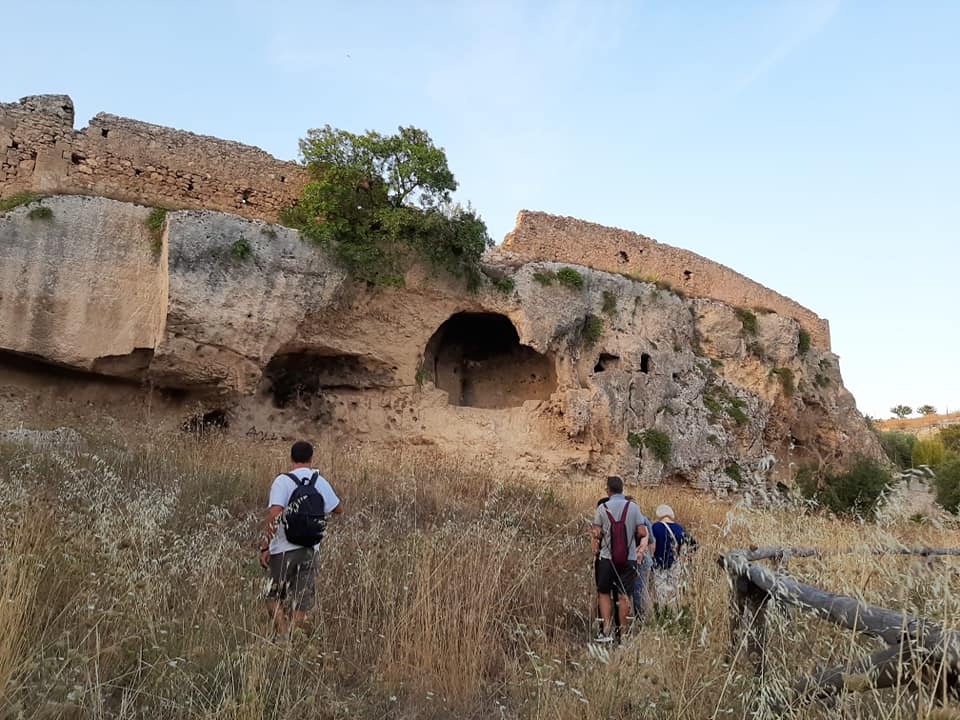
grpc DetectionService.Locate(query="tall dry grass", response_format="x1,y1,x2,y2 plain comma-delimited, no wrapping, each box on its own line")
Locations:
0,431,957,719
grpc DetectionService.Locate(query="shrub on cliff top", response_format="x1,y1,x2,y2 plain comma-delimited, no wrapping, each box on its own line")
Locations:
0,191,43,213
283,125,491,289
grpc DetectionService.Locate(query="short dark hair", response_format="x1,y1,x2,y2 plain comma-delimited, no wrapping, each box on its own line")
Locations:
291,441,314,463
606,475,624,494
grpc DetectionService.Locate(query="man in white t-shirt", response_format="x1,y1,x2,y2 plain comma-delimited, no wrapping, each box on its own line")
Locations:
259,440,342,635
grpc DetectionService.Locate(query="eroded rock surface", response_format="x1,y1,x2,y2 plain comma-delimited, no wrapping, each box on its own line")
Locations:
0,196,882,491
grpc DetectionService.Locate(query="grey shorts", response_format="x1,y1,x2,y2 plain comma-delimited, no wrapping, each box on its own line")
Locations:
266,548,317,611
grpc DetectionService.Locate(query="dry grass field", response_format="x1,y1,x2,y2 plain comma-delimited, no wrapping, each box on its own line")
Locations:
0,429,958,719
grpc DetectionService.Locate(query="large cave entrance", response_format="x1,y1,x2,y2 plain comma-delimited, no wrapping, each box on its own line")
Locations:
423,313,556,408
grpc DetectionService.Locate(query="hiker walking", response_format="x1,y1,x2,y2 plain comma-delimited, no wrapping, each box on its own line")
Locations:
259,440,343,636
650,504,694,609
590,476,649,642
631,508,655,622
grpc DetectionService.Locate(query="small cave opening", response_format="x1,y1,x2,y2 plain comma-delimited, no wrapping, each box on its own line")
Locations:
262,350,393,408
181,409,229,434
10,140,19,150
683,269,692,281
100,127,109,138
618,250,629,264
594,353,621,373
423,312,556,408
640,353,652,374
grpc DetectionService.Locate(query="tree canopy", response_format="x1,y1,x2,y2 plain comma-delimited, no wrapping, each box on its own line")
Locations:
890,405,913,419
282,125,491,288
918,404,938,416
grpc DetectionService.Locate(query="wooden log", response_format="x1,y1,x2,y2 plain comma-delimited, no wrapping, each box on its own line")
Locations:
723,551,960,700
739,547,960,563
723,551,929,645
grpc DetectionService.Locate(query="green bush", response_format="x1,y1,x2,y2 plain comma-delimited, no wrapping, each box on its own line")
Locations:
627,429,672,464
798,329,811,355
0,191,43,213
724,463,742,484
816,458,893,519
938,426,960,453
735,308,758,336
26,205,52,220
934,458,960,514
556,267,584,290
582,315,603,348
601,291,617,317
532,270,556,286
231,236,253,261
912,437,946,468
491,276,515,294
285,124,491,288
814,373,830,388
878,431,917,470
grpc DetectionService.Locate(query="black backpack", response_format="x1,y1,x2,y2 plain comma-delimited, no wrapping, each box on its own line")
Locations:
282,472,326,547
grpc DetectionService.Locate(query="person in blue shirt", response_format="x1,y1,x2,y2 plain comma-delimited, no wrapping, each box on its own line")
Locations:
650,504,695,608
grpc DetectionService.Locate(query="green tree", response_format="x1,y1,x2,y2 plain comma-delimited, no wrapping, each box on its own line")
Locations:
912,437,945,468
917,404,937,416
284,125,491,287
890,405,913,419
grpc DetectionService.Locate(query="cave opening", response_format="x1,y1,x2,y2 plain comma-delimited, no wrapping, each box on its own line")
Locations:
594,353,621,373
262,350,393,408
423,312,556,408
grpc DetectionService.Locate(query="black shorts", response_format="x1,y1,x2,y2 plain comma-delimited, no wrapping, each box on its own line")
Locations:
596,558,636,596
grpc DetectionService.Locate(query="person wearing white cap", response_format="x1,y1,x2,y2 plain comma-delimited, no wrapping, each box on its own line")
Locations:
650,504,694,608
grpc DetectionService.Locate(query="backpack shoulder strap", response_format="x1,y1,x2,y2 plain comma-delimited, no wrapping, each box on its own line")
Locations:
618,500,631,523
307,471,319,487
284,471,316,487
602,502,615,523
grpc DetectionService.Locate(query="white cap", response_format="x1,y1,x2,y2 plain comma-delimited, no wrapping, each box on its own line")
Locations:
655,504,675,520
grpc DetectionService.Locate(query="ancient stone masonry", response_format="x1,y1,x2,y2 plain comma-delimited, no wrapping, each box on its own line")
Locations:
490,211,832,350
0,95,307,222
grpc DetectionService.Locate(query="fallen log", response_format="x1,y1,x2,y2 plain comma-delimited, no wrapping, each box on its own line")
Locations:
721,551,960,703
740,547,960,563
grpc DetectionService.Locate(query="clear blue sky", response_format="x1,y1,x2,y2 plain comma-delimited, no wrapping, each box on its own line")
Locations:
3,1,957,419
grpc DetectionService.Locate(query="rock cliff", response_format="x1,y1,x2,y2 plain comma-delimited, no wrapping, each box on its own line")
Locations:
0,195,881,492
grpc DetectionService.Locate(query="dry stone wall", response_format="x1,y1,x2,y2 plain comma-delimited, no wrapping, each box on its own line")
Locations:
0,95,307,222
491,211,831,349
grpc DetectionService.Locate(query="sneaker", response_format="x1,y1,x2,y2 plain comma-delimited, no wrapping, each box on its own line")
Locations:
593,632,614,644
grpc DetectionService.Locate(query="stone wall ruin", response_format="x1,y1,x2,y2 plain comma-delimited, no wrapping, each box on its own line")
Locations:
492,211,832,350
0,95,307,222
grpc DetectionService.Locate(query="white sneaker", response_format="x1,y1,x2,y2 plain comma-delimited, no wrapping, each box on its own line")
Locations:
593,632,614,644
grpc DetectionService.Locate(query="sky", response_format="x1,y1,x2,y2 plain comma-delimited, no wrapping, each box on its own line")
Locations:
3,0,957,419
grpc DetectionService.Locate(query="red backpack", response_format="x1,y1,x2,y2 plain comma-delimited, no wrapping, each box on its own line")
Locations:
603,501,632,569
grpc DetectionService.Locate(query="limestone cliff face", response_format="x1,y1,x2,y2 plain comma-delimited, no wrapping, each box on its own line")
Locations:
0,195,881,491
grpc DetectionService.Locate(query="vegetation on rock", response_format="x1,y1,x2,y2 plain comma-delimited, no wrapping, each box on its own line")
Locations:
556,267,584,290
734,307,758,336
0,191,43,213
282,125,491,288
627,428,672,464
26,205,52,220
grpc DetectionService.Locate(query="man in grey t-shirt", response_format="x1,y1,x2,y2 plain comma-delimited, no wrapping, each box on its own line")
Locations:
590,475,649,641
